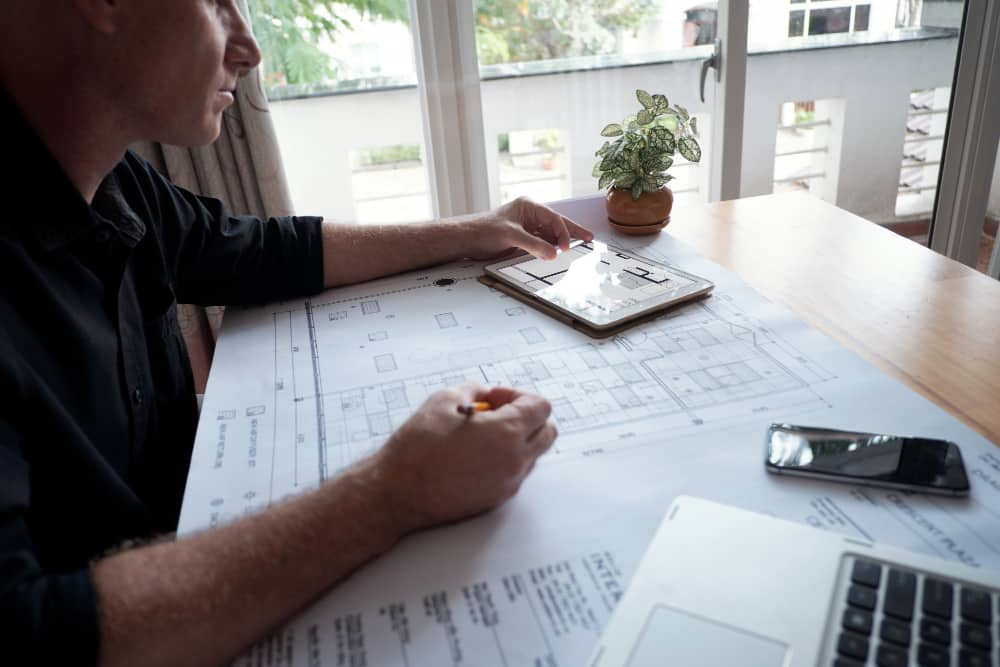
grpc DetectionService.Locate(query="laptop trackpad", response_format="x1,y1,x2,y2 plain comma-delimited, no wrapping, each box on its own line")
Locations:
627,605,789,667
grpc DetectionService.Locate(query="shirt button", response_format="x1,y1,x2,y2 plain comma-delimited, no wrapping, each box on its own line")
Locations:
96,229,112,244
132,388,143,406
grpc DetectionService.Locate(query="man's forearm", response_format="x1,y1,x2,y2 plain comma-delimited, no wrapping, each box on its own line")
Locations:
93,459,403,667
319,198,593,288
321,218,479,287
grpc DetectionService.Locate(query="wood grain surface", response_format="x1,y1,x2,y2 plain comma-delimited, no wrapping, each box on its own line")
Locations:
665,192,1000,445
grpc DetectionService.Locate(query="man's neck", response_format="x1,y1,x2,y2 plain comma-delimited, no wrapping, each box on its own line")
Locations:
3,76,132,204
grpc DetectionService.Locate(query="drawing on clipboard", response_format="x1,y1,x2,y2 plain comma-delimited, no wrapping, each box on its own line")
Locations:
481,239,714,336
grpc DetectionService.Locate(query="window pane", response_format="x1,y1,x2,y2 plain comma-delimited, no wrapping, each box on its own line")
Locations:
808,8,852,35
789,10,806,37
749,1,966,252
854,4,871,31
251,1,431,222
474,1,712,210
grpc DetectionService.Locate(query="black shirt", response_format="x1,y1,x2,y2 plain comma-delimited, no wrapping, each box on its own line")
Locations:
0,91,324,662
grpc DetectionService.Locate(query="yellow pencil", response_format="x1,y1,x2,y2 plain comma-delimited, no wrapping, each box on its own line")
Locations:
456,401,492,416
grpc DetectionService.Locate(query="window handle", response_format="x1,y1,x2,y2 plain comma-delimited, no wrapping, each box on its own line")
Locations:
700,39,722,103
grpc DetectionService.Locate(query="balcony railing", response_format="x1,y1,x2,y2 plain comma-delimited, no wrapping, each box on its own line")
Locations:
268,27,996,228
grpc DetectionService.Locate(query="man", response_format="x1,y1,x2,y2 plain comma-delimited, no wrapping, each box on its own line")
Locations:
0,1,592,665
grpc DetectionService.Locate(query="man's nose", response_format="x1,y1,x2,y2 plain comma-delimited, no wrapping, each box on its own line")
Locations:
227,4,263,77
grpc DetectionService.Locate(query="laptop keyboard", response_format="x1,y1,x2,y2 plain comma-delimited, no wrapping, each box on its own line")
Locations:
832,557,998,667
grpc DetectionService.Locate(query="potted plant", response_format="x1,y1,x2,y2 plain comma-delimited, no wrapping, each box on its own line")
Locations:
594,89,702,234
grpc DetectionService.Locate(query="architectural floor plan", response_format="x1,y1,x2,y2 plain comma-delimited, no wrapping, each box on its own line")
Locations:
179,198,1000,666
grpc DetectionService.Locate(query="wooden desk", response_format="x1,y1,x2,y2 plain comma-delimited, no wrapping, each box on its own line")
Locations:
661,192,1000,445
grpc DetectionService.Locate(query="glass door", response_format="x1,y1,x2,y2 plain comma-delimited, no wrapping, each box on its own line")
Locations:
468,1,728,211
731,0,969,247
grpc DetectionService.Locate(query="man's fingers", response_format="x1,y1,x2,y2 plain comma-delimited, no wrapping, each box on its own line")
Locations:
509,227,558,259
492,392,551,432
525,419,558,456
564,217,594,241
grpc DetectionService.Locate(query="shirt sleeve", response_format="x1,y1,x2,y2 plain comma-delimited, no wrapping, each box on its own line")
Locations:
0,419,100,665
120,151,326,306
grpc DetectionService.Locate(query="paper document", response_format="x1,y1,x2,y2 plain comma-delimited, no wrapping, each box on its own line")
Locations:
179,196,1000,666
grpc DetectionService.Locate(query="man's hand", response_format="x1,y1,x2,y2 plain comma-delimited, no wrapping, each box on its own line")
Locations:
369,382,557,534
466,196,595,261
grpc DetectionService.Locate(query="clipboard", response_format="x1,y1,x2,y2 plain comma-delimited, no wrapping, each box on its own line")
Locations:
480,240,714,339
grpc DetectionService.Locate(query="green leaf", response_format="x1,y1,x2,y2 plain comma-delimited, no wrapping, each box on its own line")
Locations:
592,161,603,178
627,120,638,131
690,117,699,136
631,181,643,201
595,141,610,157
646,126,675,154
642,175,659,193
636,109,654,126
614,174,637,189
652,94,669,113
650,155,673,172
678,136,702,163
598,171,614,190
636,89,654,109
674,104,690,121
600,123,623,137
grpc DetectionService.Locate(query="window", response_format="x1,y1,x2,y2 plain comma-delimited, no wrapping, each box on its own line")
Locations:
250,1,430,222
782,2,874,39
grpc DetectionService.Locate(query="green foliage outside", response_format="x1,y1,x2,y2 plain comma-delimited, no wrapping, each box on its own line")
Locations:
352,143,421,168
249,0,660,92
474,0,658,65
248,0,407,88
593,89,702,201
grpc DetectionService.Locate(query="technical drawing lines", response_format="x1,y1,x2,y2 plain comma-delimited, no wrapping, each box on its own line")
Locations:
304,300,330,482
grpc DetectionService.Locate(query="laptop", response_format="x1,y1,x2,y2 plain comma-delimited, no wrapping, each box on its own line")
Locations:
589,496,1000,667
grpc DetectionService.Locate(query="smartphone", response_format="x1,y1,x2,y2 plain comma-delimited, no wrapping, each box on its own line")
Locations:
764,423,970,497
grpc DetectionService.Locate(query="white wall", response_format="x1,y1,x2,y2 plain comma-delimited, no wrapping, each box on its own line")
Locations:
270,33,1000,226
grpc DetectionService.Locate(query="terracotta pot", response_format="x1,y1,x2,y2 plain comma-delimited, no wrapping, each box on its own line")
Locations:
605,186,674,235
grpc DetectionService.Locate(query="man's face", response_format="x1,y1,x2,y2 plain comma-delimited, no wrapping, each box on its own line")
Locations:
110,0,262,147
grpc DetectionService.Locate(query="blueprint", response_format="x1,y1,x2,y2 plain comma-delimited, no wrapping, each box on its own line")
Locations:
178,196,1000,666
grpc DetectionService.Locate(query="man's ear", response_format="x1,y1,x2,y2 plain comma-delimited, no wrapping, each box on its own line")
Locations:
70,0,122,35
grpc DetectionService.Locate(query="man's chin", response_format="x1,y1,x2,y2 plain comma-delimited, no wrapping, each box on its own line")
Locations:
155,121,223,148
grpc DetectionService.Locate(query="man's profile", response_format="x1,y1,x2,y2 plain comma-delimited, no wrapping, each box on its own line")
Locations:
0,1,591,664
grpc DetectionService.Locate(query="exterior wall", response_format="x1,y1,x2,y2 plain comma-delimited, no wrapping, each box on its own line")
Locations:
270,34,1000,226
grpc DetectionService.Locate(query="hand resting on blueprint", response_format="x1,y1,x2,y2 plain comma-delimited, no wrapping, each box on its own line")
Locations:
369,382,557,532
322,197,594,287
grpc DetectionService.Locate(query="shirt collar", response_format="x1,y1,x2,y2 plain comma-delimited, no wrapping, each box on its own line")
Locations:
1,87,144,252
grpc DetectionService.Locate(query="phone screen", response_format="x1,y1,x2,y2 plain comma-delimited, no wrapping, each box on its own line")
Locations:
765,424,970,495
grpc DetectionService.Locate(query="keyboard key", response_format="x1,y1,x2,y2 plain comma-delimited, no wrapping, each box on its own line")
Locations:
884,569,917,621
879,618,912,647
922,578,954,620
834,659,864,667
875,643,908,667
843,608,874,635
847,584,877,610
851,559,882,588
919,618,951,645
917,642,949,667
959,622,992,651
958,649,992,667
837,632,870,661
960,587,992,625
